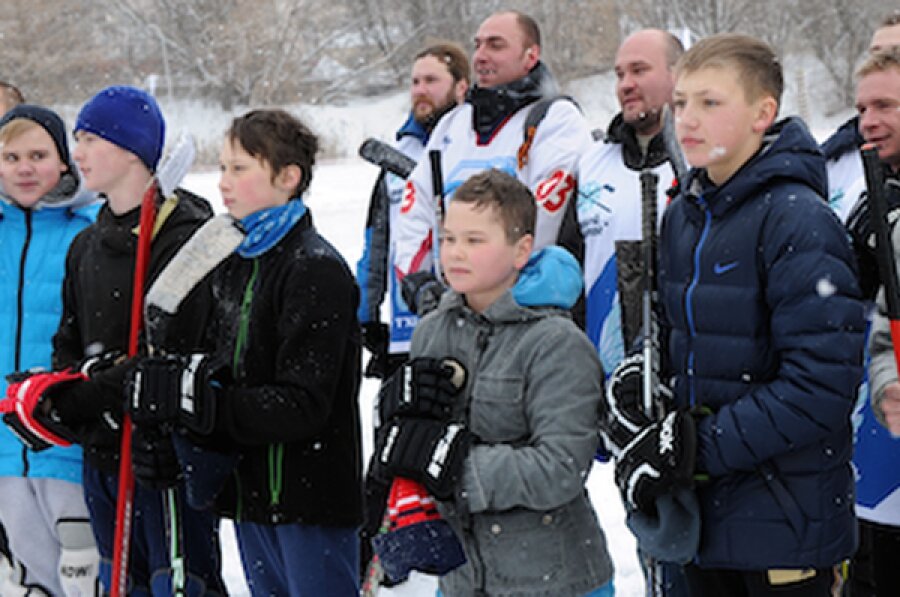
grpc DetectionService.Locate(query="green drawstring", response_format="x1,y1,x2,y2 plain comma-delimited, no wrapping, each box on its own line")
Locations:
268,443,284,506
233,259,259,376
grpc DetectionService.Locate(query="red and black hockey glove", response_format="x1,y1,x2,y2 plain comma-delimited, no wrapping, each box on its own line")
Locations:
614,409,696,514
0,369,88,451
377,357,467,425
371,418,472,501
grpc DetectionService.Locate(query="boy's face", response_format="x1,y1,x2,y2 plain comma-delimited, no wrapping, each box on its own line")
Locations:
440,199,532,313
0,126,67,209
218,139,295,220
410,55,465,124
73,131,139,204
673,66,775,185
856,67,900,171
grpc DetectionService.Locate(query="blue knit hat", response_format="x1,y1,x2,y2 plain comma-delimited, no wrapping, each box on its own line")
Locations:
74,86,165,171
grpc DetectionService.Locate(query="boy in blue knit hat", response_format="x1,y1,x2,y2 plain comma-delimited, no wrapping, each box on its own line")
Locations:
1,86,225,596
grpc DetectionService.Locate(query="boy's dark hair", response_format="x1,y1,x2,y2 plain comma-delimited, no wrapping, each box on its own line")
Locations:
226,109,318,197
858,45,900,78
676,33,783,106
416,42,471,85
452,169,535,242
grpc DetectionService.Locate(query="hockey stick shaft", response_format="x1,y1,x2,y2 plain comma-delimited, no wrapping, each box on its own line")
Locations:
640,170,660,419
862,143,900,373
429,150,445,280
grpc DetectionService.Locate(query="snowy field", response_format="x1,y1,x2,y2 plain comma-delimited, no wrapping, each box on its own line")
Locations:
181,161,643,596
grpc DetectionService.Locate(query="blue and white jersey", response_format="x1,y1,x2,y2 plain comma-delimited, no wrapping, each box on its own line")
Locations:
576,141,674,374
826,150,864,223
851,378,900,526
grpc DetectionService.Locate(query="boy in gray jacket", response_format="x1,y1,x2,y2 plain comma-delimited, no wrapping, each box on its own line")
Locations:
371,169,614,596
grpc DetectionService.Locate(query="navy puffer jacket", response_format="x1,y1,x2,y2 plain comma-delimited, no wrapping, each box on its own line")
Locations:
659,117,865,569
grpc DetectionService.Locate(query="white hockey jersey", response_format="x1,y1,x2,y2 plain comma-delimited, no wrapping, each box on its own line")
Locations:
394,100,591,276
577,141,675,374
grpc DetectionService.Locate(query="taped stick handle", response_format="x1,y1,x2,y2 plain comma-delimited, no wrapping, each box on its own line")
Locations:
862,142,900,375
429,150,445,280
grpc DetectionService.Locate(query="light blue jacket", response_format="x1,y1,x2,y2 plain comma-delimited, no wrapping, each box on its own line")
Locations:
0,172,98,482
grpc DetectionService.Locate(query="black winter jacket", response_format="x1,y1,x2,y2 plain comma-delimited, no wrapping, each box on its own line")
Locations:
52,190,214,471
204,211,363,527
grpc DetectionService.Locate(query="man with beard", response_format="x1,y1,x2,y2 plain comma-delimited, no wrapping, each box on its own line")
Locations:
567,29,683,374
356,42,469,381
394,10,592,311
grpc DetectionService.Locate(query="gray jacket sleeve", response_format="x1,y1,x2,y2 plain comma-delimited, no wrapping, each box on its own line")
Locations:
461,321,603,514
867,223,900,427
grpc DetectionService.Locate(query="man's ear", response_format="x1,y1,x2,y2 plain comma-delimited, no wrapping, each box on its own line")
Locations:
276,164,302,193
752,96,778,133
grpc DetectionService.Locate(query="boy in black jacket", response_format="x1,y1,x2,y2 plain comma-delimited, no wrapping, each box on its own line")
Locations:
130,109,363,595
2,86,225,596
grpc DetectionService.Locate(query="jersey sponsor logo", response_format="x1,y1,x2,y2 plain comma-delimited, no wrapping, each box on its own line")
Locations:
535,169,576,213
400,180,416,214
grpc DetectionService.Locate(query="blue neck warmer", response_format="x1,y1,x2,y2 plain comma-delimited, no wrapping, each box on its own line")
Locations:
237,198,307,258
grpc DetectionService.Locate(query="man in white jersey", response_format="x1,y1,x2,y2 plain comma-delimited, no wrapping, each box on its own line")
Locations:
566,29,683,374
356,42,469,379
394,10,591,309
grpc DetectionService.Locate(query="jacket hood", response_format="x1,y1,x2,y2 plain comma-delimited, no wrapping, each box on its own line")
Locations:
512,245,583,309
395,111,429,145
820,115,862,161
683,117,827,217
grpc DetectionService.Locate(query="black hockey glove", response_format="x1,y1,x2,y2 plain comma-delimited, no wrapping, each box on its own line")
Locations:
362,322,390,379
599,354,672,455
126,354,227,435
400,271,445,317
371,418,472,500
132,424,181,489
614,410,696,514
378,357,467,424
846,186,900,300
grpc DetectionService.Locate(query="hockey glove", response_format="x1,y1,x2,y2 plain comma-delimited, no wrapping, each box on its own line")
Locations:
127,354,226,435
371,418,472,500
400,271,445,317
846,185,900,300
614,410,696,514
362,322,391,379
132,424,181,489
0,370,88,451
599,354,673,456
378,357,467,424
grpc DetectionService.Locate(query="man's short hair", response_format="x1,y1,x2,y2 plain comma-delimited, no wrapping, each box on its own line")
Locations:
415,42,471,85
858,45,900,79
663,32,685,70
513,11,541,49
676,33,783,105
0,81,24,108
452,169,535,242
226,109,319,197
880,10,900,28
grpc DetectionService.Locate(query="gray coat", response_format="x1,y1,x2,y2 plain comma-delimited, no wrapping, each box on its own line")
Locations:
411,290,614,596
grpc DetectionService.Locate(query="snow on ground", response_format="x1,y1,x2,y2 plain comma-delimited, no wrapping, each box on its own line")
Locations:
182,161,643,596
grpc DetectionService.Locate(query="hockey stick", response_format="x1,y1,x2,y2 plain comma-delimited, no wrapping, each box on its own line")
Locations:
863,143,900,372
660,104,688,184
111,134,197,597
359,138,417,179
640,170,661,419
429,150,445,280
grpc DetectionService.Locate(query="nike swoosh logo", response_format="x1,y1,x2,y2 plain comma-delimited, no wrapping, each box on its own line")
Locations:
713,260,739,275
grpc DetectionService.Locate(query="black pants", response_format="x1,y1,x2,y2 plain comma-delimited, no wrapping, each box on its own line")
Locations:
685,565,835,597
844,518,900,596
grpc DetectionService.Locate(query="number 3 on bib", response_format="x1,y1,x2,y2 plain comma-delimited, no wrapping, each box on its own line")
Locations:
535,170,575,213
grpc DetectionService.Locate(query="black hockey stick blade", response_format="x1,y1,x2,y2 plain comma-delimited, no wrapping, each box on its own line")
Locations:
359,138,417,179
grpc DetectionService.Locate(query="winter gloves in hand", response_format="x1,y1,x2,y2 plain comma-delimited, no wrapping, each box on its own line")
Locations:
400,271,445,317
599,354,672,456
377,357,467,424
0,370,88,450
615,409,696,515
132,424,181,489
361,322,391,379
372,356,470,499
127,353,226,435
